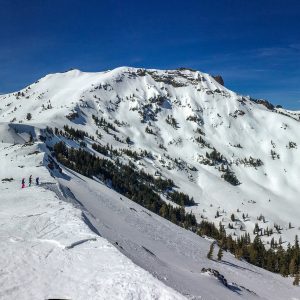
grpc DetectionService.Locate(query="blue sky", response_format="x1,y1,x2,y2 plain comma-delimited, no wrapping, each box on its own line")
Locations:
1,0,300,109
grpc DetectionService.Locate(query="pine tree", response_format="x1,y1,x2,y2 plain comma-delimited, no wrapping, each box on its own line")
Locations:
29,133,33,143
231,213,235,222
295,235,299,250
289,258,296,275
217,247,223,261
293,273,300,286
207,242,214,260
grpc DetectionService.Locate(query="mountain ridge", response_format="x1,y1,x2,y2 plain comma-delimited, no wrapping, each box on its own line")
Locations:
1,66,300,247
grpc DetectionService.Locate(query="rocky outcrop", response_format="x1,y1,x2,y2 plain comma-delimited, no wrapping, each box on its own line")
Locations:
212,75,224,86
201,268,228,286
251,98,275,110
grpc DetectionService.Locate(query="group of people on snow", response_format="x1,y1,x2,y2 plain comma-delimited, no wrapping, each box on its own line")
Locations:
21,175,39,188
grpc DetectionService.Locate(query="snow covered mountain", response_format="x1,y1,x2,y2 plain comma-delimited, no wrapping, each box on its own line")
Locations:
1,67,299,244
0,66,300,299
0,129,299,300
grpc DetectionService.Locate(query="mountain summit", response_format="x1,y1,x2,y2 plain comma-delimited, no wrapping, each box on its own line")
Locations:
1,66,300,299
1,67,299,246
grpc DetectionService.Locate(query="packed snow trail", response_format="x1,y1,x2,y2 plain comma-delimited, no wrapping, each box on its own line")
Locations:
0,142,186,300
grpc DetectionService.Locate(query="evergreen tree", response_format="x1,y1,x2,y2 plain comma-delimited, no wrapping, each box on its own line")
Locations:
217,247,223,261
231,213,235,222
29,133,33,143
293,273,300,286
289,258,296,275
207,242,215,260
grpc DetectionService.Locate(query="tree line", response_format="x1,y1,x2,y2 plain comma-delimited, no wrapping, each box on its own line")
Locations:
52,140,299,284
53,141,197,225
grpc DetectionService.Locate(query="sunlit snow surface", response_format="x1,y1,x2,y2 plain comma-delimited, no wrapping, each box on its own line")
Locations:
0,142,185,300
0,67,300,299
1,67,299,246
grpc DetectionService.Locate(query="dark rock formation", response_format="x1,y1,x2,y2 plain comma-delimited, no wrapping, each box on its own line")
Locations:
251,98,275,110
212,75,224,86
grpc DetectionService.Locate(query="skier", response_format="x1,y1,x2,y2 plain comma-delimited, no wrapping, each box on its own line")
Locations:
36,177,39,185
22,178,25,189
29,175,32,187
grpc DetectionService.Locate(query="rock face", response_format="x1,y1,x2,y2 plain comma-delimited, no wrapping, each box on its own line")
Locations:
251,98,275,110
212,75,224,86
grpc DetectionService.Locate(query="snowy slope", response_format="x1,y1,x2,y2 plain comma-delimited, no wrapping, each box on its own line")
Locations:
0,139,185,300
56,164,300,300
0,125,299,299
1,67,299,247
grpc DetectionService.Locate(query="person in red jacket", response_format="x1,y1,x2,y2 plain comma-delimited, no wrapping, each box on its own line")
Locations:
22,178,25,189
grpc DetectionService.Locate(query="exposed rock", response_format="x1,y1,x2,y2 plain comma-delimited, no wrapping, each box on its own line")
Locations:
201,268,228,287
251,98,275,110
212,75,224,86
